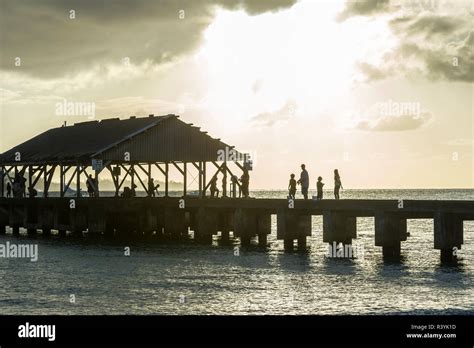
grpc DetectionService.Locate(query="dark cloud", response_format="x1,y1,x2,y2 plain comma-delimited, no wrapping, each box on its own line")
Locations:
0,0,297,78
390,14,466,38
338,0,473,83
337,0,391,21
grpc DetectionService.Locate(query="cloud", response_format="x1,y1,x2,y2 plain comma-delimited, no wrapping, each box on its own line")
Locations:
356,62,392,81
337,0,391,21
0,0,297,79
251,100,297,126
339,0,474,83
351,101,433,131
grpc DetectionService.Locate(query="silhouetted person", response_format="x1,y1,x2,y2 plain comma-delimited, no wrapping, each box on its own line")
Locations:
288,173,296,199
147,178,159,197
210,176,219,198
86,174,95,197
316,176,324,200
121,187,132,198
297,164,309,199
20,176,26,197
6,182,11,198
240,168,250,198
222,174,227,197
28,186,37,198
131,183,137,197
12,172,26,198
12,181,20,198
231,175,238,198
334,169,343,200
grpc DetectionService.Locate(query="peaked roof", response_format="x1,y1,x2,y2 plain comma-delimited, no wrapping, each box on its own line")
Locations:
0,115,239,165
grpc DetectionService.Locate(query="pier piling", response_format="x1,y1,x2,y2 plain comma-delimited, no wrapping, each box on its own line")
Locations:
277,210,311,251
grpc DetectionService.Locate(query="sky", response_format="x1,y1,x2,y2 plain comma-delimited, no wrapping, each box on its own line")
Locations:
0,0,473,189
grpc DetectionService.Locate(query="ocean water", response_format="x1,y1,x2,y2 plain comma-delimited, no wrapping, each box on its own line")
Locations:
0,189,473,315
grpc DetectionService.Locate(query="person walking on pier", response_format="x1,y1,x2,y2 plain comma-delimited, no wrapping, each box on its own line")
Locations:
240,168,250,198
316,176,324,200
288,173,296,199
147,178,160,197
210,176,219,198
334,169,343,200
297,164,309,199
6,182,11,198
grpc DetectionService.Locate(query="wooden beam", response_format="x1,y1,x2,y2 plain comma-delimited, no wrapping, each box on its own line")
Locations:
154,163,166,176
222,161,227,197
183,162,187,197
44,166,56,196
171,161,185,175
76,164,80,197
132,166,147,193
63,167,77,194
43,165,48,197
60,165,64,197
118,164,133,191
165,162,169,197
106,165,120,196
0,166,3,197
204,162,225,191
198,162,202,197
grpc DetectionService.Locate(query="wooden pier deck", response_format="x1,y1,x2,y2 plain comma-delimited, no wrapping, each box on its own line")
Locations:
0,197,472,262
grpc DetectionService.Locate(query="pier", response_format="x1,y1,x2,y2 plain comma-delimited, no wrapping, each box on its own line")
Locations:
0,196,473,262
0,115,472,263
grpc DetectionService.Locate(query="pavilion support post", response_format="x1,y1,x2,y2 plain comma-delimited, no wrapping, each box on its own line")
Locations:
28,166,33,195
60,165,64,197
147,164,152,196
76,165,80,198
0,166,3,197
183,163,187,197
222,161,227,197
165,162,169,197
131,164,135,195
43,165,48,198
203,162,207,197
198,162,203,197
94,167,100,198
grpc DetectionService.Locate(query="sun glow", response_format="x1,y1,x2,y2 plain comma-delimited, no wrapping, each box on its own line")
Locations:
195,0,397,128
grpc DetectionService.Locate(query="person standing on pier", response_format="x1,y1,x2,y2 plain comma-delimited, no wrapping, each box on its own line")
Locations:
210,176,219,198
316,176,324,200
231,175,238,198
334,169,343,200
297,164,309,199
86,174,95,198
6,182,11,198
147,178,160,197
240,168,250,198
288,173,296,199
